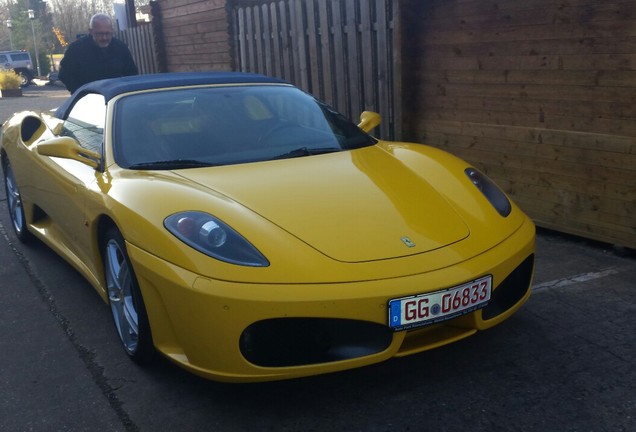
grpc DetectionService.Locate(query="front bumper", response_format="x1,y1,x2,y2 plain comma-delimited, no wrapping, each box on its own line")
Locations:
128,218,535,382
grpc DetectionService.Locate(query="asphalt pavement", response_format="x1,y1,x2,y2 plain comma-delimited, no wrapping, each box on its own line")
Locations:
1,83,124,430
1,84,635,431
0,81,69,117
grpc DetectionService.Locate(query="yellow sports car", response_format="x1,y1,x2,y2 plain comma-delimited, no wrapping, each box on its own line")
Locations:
1,72,535,382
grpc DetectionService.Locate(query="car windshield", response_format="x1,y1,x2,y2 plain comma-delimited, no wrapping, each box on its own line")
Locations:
113,85,376,169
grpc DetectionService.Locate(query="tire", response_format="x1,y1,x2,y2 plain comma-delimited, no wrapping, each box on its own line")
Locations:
2,157,33,242
103,227,154,364
15,69,33,87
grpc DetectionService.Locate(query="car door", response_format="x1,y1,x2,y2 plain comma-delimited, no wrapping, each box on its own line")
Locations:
31,93,106,273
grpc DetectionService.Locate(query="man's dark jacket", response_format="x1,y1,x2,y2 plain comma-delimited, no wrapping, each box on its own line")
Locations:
59,36,138,94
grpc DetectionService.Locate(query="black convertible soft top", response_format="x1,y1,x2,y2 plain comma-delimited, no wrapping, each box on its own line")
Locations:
54,71,288,119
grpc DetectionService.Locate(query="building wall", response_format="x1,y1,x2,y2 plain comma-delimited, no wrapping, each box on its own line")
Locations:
401,0,636,248
156,0,232,72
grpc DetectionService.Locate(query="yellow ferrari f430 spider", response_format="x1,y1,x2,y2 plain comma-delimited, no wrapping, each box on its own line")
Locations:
1,72,534,382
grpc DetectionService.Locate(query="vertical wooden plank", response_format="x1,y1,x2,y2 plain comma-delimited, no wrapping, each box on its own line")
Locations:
360,0,375,112
246,7,256,72
238,7,249,72
149,26,156,72
253,5,264,73
134,28,145,73
290,0,309,90
148,23,159,73
130,28,142,74
375,0,390,138
318,0,334,105
345,0,360,120
236,7,247,72
288,0,300,83
391,0,402,140
124,31,135,70
331,1,348,113
269,2,283,79
278,1,292,81
238,7,245,72
261,4,273,76
305,0,320,96
232,7,240,72
131,30,143,73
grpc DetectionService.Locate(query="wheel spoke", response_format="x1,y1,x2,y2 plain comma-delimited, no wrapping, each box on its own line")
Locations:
124,297,139,335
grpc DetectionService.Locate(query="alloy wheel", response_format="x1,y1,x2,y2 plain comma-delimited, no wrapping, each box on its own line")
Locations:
105,237,140,355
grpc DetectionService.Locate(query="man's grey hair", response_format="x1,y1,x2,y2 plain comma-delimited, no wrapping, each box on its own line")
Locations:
89,13,113,29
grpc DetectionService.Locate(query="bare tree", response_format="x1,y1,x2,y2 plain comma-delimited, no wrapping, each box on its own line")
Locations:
1,2,10,50
49,0,114,44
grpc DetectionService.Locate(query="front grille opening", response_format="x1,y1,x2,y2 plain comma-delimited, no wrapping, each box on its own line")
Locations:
240,318,393,367
482,254,535,320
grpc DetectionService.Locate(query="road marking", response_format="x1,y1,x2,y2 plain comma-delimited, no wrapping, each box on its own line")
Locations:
533,267,624,291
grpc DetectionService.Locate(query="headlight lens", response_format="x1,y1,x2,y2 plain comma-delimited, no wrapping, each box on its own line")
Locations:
465,168,512,217
165,211,269,267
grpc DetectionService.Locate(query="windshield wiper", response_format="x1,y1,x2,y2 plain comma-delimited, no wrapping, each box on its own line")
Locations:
271,146,341,160
128,159,217,170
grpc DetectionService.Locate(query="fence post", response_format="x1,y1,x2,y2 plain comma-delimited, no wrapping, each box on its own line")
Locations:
150,1,168,73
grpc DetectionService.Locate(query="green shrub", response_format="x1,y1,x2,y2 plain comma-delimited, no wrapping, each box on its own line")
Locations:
0,70,22,90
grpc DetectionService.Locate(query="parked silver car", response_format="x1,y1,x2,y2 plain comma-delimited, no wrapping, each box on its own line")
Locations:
0,50,35,86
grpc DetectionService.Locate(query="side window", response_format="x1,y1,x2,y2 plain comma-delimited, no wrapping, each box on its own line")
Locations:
0,55,8,63
62,93,106,154
10,53,30,61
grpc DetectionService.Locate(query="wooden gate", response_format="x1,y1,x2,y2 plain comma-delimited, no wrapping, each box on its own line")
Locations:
231,0,401,139
116,23,161,75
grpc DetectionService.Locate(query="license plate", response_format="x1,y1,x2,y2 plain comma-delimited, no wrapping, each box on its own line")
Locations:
388,275,492,331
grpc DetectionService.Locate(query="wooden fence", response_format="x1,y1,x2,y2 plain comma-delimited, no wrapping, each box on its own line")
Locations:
116,23,161,75
231,0,401,140
400,0,636,249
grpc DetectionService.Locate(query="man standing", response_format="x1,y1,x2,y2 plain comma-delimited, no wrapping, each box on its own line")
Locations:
59,13,138,94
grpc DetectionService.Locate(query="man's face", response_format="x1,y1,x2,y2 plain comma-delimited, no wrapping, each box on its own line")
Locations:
90,20,113,48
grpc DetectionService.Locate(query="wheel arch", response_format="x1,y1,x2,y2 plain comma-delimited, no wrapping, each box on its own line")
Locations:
96,215,117,251
98,217,156,363
1,149,35,242
1,148,8,168
93,214,179,361
90,215,119,303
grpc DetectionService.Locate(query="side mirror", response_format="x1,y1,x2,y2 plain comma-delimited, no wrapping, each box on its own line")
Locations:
36,136,101,169
358,111,381,133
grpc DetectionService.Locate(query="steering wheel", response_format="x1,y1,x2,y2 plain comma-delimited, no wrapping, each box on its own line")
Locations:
257,122,306,146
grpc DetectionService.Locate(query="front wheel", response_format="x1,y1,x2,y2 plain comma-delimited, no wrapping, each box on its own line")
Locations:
103,227,154,364
2,157,33,242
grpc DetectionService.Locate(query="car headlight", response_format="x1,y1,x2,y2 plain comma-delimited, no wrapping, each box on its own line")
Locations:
464,168,512,217
164,211,269,267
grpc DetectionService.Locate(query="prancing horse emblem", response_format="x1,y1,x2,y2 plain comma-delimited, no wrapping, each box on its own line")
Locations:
401,236,416,248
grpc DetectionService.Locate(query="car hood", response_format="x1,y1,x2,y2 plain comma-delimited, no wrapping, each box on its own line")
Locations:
176,146,470,263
